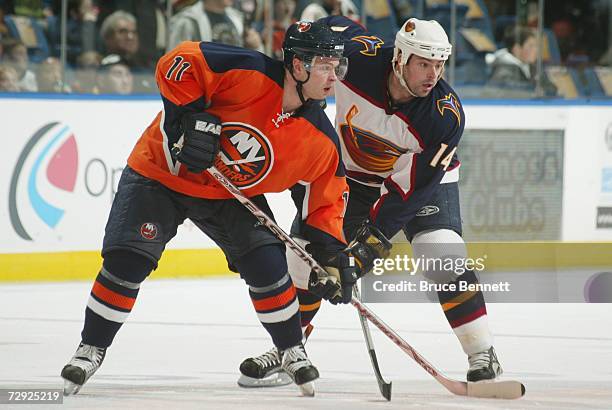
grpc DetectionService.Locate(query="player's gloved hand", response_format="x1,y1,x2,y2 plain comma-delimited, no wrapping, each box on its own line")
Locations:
307,246,359,304
346,221,392,276
171,112,222,173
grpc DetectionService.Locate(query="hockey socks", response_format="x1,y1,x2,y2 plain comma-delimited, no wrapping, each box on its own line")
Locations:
437,270,493,355
296,288,322,328
249,274,302,349
81,267,141,347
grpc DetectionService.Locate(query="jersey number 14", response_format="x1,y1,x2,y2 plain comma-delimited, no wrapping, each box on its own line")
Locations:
430,143,457,171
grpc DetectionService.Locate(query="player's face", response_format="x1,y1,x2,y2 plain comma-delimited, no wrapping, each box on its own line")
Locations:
403,55,445,97
303,56,343,99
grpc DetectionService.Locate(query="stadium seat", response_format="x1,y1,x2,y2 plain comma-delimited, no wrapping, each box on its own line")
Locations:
541,29,561,65
581,67,606,98
365,0,399,43
593,67,612,97
545,66,580,98
3,14,50,63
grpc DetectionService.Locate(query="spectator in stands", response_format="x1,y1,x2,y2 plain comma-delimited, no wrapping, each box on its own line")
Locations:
96,53,133,94
300,0,359,23
264,0,296,60
2,38,37,91
100,10,141,69
167,0,262,51
36,56,67,92
47,0,98,66
0,63,20,91
96,1,167,70
487,26,556,95
71,50,101,93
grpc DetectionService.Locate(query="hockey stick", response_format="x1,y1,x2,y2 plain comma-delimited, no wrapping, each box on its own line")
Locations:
207,166,525,400
345,105,392,401
353,285,392,400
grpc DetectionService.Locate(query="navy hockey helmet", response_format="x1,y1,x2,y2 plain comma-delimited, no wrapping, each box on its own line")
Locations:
282,21,347,79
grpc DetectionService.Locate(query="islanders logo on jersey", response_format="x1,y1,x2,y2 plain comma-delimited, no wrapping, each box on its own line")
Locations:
339,105,407,173
9,122,79,241
214,122,274,189
436,93,461,125
352,35,384,56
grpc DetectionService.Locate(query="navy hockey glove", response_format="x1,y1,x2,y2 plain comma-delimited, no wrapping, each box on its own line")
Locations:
307,246,360,305
347,221,392,276
171,112,222,173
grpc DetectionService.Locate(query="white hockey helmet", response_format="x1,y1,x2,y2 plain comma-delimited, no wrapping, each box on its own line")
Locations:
393,18,452,65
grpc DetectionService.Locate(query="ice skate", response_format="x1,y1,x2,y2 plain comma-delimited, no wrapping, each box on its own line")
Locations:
61,343,106,395
281,343,319,396
238,347,292,388
467,346,503,382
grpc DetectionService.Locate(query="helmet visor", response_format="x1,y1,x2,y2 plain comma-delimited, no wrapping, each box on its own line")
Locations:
302,55,348,81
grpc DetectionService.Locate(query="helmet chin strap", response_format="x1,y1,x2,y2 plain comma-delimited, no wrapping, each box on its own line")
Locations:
392,60,419,98
290,69,311,105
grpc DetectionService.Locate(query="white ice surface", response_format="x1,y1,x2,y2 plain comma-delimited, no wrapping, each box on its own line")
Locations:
1,277,611,409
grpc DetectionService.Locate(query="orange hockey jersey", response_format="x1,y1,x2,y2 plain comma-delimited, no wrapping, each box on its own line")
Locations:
127,41,348,246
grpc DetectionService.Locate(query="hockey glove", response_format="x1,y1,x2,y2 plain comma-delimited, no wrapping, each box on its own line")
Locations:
307,246,360,305
171,112,222,173
346,221,392,276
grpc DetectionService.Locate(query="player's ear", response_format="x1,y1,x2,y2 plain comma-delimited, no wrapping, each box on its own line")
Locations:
292,56,306,79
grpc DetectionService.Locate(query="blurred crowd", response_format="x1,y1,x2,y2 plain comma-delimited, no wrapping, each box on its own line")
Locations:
0,0,609,97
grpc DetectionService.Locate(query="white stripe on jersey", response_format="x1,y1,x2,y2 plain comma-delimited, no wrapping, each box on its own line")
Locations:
298,180,311,220
160,108,182,176
390,152,415,196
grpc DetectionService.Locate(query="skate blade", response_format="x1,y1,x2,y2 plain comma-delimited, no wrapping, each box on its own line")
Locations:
298,381,315,397
63,379,82,395
237,372,293,388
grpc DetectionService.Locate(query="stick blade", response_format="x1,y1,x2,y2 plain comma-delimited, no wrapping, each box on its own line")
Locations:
380,381,392,401
467,380,525,399
367,348,392,401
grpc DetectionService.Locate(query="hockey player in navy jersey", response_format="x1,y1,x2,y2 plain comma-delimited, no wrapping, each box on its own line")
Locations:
239,16,503,387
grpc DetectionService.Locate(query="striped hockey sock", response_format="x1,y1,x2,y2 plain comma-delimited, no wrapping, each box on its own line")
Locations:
438,270,493,355
249,274,302,350
81,267,140,348
296,288,322,328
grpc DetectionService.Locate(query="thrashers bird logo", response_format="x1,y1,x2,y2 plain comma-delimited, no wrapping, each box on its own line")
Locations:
339,105,408,173
351,35,384,56
436,93,461,125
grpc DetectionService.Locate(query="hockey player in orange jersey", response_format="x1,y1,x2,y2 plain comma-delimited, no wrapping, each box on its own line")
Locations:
60,21,386,396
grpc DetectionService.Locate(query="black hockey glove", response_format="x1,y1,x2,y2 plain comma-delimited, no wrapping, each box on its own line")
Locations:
171,112,222,173
346,221,392,276
307,246,360,305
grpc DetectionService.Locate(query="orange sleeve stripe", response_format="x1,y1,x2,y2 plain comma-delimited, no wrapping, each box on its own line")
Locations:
92,282,136,311
252,286,297,312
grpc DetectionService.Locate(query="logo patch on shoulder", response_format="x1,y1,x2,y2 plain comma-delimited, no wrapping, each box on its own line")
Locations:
352,35,384,56
436,93,461,125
